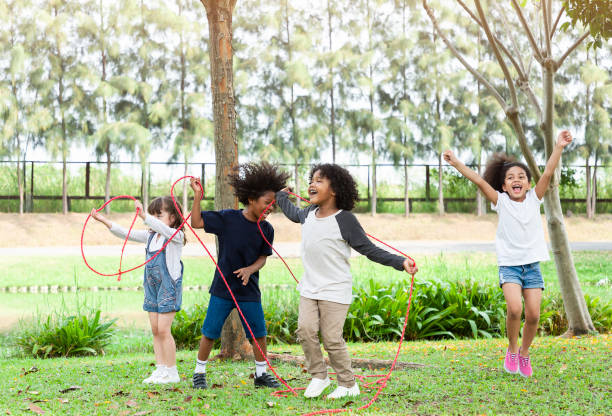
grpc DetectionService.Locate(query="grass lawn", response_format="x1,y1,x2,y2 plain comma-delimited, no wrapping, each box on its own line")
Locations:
1,251,610,297
2,333,610,415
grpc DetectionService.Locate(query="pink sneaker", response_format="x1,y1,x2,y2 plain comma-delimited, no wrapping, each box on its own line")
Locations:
504,348,518,374
518,349,532,377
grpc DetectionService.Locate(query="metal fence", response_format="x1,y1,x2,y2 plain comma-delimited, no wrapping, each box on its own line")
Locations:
0,160,610,213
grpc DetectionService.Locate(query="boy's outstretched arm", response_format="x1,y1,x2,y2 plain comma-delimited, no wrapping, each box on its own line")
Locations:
443,150,498,205
190,177,205,228
534,130,572,199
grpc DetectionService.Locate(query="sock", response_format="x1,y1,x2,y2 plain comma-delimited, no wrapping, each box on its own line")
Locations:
195,359,207,374
255,360,267,377
155,364,166,373
166,365,178,375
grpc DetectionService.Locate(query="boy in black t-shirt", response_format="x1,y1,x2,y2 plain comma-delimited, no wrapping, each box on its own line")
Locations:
189,162,290,389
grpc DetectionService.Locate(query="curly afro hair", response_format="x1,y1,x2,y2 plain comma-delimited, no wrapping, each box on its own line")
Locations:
309,164,359,211
482,153,532,193
228,161,291,206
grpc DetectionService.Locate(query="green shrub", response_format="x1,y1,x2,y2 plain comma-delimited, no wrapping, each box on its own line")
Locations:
172,303,208,350
15,310,115,358
263,290,299,344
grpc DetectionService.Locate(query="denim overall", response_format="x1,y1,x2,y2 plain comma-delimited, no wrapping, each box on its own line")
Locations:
143,232,183,313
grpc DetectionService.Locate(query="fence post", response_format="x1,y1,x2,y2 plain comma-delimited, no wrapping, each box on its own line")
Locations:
425,165,430,200
201,163,205,198
85,162,90,198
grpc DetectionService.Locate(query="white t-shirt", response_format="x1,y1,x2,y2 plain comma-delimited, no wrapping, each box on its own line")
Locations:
491,189,550,266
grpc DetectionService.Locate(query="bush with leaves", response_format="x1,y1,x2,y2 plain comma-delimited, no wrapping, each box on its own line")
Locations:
171,303,208,350
15,310,115,358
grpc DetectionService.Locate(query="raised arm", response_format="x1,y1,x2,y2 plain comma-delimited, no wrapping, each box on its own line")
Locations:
443,150,498,205
90,207,149,243
190,177,204,229
275,188,316,224
534,130,572,199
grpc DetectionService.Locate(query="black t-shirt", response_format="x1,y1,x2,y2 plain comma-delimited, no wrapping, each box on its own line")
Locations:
202,209,274,302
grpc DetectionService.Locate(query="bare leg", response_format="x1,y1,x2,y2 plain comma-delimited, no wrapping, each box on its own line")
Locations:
148,312,161,364
520,288,543,356
502,283,523,354
156,312,177,367
197,336,215,361
252,337,267,362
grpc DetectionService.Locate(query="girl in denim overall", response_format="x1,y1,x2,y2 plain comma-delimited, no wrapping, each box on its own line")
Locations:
91,196,186,384
443,130,572,378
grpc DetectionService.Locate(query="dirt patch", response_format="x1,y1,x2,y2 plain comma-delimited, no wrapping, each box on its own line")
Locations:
0,212,610,247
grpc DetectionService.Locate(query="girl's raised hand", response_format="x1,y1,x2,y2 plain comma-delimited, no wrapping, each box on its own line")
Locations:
442,149,457,166
90,207,103,221
403,258,418,275
190,177,203,195
556,130,572,148
134,200,146,219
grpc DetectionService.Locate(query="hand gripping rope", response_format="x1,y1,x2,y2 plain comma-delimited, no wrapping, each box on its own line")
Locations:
81,178,417,415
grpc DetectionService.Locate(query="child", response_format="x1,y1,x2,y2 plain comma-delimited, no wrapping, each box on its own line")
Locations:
90,196,186,384
275,164,417,399
443,130,573,377
189,162,290,390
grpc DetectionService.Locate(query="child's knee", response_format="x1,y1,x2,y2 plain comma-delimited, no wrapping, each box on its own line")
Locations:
524,311,540,326
297,322,318,341
506,306,522,321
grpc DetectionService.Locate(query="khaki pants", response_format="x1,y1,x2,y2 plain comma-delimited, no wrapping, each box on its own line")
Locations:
297,296,355,387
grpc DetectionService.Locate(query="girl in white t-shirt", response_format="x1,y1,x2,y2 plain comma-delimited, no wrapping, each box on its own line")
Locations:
443,130,572,378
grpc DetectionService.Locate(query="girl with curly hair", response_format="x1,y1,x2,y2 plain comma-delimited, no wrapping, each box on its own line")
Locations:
189,162,290,390
443,130,573,378
275,163,418,399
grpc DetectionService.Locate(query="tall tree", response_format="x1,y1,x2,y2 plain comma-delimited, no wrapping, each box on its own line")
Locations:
423,0,598,334
39,0,85,214
199,0,248,360
166,0,214,213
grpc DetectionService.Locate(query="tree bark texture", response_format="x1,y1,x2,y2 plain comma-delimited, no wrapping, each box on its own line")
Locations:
200,0,250,360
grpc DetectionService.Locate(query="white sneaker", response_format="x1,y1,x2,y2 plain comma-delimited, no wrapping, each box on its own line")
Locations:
142,366,164,384
303,377,331,398
152,367,180,384
327,383,360,399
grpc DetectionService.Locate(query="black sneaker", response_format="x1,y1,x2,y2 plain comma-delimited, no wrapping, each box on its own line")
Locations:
192,372,208,389
254,372,281,388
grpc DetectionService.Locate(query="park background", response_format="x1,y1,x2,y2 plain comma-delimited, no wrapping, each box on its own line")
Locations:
1,0,611,415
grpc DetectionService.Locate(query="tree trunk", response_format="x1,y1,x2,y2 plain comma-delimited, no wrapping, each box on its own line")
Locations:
585,162,592,219
141,162,149,212
543,188,595,335
403,160,409,217
327,0,336,163
476,153,484,216
370,150,377,216
183,161,189,215
105,143,111,215
294,162,300,207
542,65,594,335
200,0,250,361
591,162,597,217
62,156,68,214
437,152,444,215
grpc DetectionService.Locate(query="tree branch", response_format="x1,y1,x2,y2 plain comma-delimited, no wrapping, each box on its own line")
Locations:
422,0,507,110
474,0,519,110
550,5,564,40
556,31,590,70
541,0,552,57
457,0,526,80
510,0,543,62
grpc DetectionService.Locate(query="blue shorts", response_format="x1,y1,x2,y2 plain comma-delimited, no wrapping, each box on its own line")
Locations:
498,262,545,290
201,295,267,340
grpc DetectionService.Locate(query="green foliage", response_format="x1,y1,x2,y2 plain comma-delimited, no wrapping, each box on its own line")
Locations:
14,310,116,358
171,303,207,350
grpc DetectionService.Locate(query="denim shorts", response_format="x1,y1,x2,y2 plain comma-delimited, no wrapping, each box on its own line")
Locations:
201,295,267,340
143,266,183,313
498,262,545,290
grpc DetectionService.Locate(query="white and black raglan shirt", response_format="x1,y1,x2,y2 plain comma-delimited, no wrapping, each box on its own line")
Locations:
276,191,405,304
